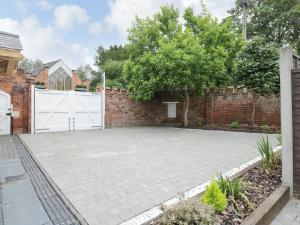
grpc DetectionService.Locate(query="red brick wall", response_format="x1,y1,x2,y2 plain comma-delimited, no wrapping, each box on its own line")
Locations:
205,87,280,128
105,87,280,128
72,72,91,90
0,72,32,134
105,88,206,128
34,68,48,87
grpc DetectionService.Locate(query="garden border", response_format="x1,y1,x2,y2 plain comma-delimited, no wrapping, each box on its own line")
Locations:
241,185,289,225
121,146,282,225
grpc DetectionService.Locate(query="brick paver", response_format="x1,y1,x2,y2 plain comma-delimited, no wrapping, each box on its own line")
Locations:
20,127,276,225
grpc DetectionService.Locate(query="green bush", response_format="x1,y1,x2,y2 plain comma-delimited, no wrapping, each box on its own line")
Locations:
217,174,242,199
257,135,275,170
260,124,270,133
230,121,240,129
201,181,227,213
198,120,203,128
35,81,45,86
160,200,220,225
75,85,87,89
216,174,252,209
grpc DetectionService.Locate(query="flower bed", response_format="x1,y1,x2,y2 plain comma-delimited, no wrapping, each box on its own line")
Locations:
220,163,281,224
150,163,282,225
149,133,282,225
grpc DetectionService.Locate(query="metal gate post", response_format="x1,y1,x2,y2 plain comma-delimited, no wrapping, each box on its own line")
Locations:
101,72,105,130
73,117,75,131
31,84,35,134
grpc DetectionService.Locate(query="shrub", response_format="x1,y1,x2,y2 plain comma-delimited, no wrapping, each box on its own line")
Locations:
257,135,275,170
230,121,240,129
216,174,252,210
35,81,45,85
75,85,87,89
260,124,270,133
217,174,242,199
160,200,220,225
198,120,203,128
201,181,227,213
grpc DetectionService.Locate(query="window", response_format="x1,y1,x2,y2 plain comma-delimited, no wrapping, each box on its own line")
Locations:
57,75,64,90
0,60,8,74
49,73,56,90
48,67,72,90
65,76,71,90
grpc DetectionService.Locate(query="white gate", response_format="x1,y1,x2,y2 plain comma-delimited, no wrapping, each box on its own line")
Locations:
32,88,105,133
0,90,11,135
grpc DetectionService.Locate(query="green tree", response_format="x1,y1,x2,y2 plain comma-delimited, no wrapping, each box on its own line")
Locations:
236,37,280,127
76,66,86,81
95,45,129,69
184,7,244,86
94,45,129,88
125,5,242,126
89,71,102,92
18,57,43,70
230,0,300,52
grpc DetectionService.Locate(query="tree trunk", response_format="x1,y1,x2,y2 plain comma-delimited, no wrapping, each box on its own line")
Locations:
251,94,258,128
183,86,189,127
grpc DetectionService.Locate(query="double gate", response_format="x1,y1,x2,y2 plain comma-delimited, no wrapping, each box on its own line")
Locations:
0,90,11,135
32,88,105,133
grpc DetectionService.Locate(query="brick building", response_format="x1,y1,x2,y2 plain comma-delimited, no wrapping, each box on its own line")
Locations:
0,31,31,135
24,59,92,91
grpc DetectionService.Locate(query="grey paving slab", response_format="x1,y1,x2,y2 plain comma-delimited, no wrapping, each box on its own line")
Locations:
0,146,52,225
0,159,26,182
271,199,300,225
0,136,79,225
20,127,276,225
2,179,36,204
3,195,51,225
0,136,18,160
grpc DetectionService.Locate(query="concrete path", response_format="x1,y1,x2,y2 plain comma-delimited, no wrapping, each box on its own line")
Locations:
20,127,276,225
271,199,300,225
0,136,52,225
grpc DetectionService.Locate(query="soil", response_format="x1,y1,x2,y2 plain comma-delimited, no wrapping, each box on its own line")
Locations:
149,163,282,225
220,163,282,225
176,125,280,134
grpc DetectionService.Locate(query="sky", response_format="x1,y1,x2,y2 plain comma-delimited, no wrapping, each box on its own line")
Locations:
0,0,236,69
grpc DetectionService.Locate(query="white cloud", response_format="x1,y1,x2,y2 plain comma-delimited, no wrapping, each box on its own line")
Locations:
88,21,102,35
205,0,235,20
104,0,172,38
36,0,52,10
103,0,235,39
0,15,93,69
53,4,89,30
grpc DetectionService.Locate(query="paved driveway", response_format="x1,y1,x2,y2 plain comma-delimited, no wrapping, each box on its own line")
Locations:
20,127,275,225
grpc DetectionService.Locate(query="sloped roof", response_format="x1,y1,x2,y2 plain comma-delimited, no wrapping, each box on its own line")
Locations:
25,60,60,76
0,31,23,51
